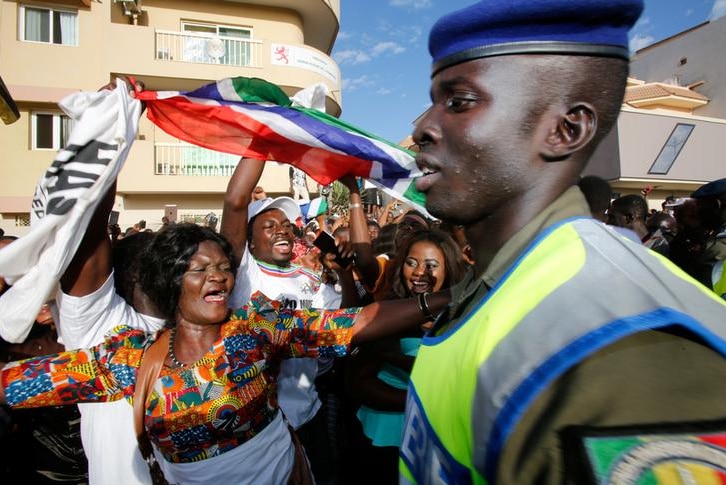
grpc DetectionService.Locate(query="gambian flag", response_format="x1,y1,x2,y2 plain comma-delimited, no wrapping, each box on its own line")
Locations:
298,196,328,223
581,429,726,484
135,77,426,211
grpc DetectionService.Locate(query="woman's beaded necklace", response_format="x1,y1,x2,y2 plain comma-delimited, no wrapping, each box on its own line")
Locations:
168,327,186,368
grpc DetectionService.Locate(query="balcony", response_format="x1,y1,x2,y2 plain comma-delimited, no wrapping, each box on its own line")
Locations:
102,23,342,115
119,139,301,194
155,143,240,177
218,0,340,53
155,30,263,68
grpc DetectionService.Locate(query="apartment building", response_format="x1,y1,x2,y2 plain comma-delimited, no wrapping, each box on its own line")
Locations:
0,0,342,235
585,16,726,208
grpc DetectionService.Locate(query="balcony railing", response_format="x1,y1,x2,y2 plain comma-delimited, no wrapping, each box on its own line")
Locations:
155,30,263,67
155,143,240,176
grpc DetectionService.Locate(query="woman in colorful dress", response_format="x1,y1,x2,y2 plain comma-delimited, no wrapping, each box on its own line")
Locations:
0,223,448,484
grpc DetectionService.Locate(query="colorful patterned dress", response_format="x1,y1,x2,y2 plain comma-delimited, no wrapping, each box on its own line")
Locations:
1,293,360,464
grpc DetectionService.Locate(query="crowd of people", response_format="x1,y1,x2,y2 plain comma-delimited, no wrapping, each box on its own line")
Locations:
2,0,726,484
578,174,726,295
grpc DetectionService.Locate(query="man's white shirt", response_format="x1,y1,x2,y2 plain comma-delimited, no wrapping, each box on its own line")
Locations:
230,248,341,428
56,273,166,485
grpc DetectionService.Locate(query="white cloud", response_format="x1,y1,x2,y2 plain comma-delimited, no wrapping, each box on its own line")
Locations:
630,16,651,35
630,33,655,52
334,42,405,65
685,8,694,16
336,31,352,41
389,0,432,9
709,0,726,20
342,75,376,92
382,24,423,45
376,88,392,95
376,21,394,35
371,41,406,56
334,49,372,65
405,26,424,44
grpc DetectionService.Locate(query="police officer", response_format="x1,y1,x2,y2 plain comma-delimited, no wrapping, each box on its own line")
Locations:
400,1,726,483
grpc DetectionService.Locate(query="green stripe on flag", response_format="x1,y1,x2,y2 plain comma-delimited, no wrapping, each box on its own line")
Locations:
230,77,291,106
403,180,426,207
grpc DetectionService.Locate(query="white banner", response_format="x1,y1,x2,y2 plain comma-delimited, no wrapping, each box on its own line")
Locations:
0,80,141,342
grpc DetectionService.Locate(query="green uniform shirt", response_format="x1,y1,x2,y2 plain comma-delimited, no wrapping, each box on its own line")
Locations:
445,186,592,331
433,186,726,484
481,187,593,288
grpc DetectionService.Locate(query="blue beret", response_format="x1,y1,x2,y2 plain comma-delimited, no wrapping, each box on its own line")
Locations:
429,0,644,75
691,178,726,198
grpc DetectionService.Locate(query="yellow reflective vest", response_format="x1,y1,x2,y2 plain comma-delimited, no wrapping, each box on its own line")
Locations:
713,259,726,300
400,218,726,484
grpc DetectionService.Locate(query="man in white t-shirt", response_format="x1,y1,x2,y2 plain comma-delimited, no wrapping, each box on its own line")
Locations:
56,186,166,485
223,158,339,484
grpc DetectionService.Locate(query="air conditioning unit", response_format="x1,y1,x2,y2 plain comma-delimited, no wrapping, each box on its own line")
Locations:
114,0,142,15
114,0,143,24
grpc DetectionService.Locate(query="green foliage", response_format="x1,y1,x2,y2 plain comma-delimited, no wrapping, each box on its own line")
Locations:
328,181,350,217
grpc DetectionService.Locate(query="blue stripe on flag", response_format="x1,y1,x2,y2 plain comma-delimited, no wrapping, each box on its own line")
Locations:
188,83,225,102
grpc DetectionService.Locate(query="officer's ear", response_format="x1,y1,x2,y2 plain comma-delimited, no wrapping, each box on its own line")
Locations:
541,103,596,161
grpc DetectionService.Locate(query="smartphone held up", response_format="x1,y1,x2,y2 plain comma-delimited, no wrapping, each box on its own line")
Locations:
313,231,352,268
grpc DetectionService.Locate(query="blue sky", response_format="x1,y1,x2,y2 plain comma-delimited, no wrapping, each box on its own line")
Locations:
331,0,726,144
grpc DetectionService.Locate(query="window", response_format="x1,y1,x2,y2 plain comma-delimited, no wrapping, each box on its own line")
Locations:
20,5,78,46
648,123,695,175
181,22,251,66
31,112,75,150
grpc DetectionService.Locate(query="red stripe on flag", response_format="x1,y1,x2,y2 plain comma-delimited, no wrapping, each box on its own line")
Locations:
144,96,374,185
698,434,726,484
700,433,726,449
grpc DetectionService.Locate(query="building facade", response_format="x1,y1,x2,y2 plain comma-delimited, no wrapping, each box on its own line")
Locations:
0,0,342,234
585,16,726,208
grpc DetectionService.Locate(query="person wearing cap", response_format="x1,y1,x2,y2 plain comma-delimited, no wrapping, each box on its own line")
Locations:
690,177,726,295
221,158,349,484
661,195,677,214
401,1,726,483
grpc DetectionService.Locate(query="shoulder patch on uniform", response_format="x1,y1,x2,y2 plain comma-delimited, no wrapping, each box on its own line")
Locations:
562,420,726,484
